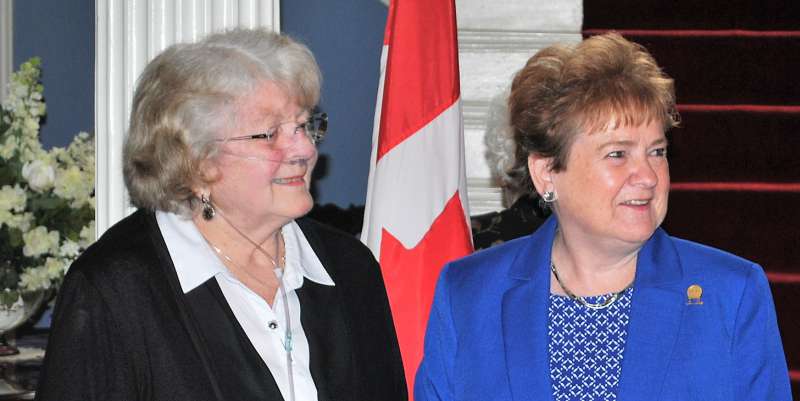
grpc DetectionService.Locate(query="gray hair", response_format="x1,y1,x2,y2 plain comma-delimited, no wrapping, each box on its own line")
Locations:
123,28,322,216
483,88,519,206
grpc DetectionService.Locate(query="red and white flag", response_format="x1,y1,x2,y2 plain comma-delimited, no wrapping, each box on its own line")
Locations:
361,0,473,395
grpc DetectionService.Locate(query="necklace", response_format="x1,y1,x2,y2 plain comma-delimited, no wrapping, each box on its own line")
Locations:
550,262,633,310
214,209,286,266
198,208,296,401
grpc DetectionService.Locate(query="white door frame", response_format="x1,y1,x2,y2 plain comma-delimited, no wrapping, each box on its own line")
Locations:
94,0,280,235
0,0,13,103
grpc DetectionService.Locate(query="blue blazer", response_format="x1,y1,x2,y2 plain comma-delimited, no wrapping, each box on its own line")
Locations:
415,217,791,401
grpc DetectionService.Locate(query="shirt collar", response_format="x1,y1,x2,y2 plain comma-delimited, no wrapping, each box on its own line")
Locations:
281,220,335,288
156,211,334,294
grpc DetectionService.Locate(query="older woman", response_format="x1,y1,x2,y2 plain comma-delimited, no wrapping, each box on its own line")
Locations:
36,29,406,401
415,33,790,401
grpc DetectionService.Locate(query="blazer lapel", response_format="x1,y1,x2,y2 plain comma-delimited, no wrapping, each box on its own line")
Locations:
503,218,557,401
616,229,685,401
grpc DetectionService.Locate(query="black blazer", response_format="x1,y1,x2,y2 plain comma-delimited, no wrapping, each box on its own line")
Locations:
35,209,407,401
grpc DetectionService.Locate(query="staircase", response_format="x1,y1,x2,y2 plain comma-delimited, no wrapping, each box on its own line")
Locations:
584,1,800,396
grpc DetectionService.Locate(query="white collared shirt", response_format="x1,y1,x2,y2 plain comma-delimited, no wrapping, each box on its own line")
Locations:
157,211,335,401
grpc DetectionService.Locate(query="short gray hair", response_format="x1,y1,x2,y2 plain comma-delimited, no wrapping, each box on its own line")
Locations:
123,28,322,216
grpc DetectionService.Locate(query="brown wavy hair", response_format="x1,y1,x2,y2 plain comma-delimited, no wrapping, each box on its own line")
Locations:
506,32,678,197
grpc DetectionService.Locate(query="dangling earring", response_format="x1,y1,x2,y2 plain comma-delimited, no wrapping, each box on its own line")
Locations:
200,194,215,221
542,190,558,203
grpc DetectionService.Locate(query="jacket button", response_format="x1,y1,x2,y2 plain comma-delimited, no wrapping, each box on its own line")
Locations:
268,321,279,330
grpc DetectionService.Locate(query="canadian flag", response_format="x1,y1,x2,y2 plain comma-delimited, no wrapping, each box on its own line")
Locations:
360,0,473,395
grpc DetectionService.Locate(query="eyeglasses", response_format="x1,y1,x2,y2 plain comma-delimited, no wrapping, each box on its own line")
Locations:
217,112,328,149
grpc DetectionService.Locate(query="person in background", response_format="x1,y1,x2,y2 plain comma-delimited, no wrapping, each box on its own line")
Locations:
36,28,406,401
471,90,547,250
470,191,545,250
415,32,790,401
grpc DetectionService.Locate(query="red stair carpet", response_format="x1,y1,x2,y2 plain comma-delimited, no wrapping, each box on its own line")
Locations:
584,0,800,397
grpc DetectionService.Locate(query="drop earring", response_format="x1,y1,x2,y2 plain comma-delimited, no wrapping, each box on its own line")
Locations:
200,194,215,221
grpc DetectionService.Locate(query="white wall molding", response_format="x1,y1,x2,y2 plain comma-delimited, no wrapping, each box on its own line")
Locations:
0,0,13,102
459,30,582,53
455,0,582,213
94,0,279,236
456,0,581,33
462,100,488,130
466,178,504,215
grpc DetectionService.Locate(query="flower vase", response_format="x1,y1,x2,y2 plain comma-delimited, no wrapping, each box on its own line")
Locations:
0,291,46,356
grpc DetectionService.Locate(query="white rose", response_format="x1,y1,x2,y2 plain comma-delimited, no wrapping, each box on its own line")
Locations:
0,185,27,212
22,226,60,257
79,221,96,247
22,159,56,192
58,240,81,258
19,265,52,291
0,210,10,230
0,211,34,231
12,212,34,232
54,166,93,208
11,82,27,98
0,136,18,159
44,257,68,278
23,117,39,133
30,102,46,118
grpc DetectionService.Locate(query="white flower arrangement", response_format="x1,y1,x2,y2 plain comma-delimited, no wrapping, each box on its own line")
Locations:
0,58,95,307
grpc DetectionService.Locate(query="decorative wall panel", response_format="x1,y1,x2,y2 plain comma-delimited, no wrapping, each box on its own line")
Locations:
455,0,582,214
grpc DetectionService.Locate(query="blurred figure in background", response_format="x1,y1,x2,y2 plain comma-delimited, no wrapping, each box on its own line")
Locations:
471,90,546,250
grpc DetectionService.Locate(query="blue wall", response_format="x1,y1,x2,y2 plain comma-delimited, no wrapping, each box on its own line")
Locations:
283,0,387,207
12,0,95,149
11,0,386,208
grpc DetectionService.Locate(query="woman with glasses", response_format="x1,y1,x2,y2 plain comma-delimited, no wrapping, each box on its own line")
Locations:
36,29,407,401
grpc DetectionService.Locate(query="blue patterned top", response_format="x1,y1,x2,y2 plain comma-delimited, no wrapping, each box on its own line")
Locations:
548,287,634,401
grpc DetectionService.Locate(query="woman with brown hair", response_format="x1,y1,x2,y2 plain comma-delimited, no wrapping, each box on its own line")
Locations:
415,33,790,401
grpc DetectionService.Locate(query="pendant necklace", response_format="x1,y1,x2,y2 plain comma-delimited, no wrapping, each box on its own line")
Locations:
201,208,297,401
